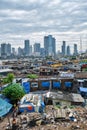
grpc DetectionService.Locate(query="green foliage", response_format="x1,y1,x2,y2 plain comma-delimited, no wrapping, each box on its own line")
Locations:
7,73,14,82
3,78,9,84
27,74,38,79
3,73,14,84
68,105,75,109
54,105,61,109
2,83,25,104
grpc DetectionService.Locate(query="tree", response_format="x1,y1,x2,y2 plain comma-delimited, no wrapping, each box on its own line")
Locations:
3,73,14,84
2,83,25,104
27,74,38,79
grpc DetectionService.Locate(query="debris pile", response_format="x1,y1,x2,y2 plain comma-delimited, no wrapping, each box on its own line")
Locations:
1,105,87,130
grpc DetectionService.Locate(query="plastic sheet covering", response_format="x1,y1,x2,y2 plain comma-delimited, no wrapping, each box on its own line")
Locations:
47,61,54,65
19,103,35,113
79,87,87,93
0,98,12,117
41,81,50,88
65,82,72,88
53,81,61,88
23,82,30,93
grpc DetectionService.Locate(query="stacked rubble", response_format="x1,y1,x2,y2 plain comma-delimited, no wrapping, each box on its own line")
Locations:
1,105,87,130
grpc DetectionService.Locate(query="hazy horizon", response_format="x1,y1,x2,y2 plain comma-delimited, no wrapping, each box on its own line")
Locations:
0,0,87,52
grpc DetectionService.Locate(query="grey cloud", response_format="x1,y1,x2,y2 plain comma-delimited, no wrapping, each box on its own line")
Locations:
0,0,87,50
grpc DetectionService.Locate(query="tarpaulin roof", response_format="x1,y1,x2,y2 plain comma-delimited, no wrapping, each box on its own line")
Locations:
41,81,50,88
47,61,54,65
23,82,30,94
0,98,12,117
79,87,87,93
53,82,61,88
65,82,72,88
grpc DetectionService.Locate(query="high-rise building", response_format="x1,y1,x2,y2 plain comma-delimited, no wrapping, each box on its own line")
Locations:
73,44,78,55
62,41,66,56
34,43,40,53
12,47,16,55
67,45,70,56
0,47,1,57
7,43,11,56
29,45,32,55
40,48,45,57
52,37,56,57
1,43,7,57
18,47,23,56
44,36,49,56
24,40,30,56
44,35,56,57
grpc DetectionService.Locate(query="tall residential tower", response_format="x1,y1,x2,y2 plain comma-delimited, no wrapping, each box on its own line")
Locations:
24,40,30,56
44,35,56,57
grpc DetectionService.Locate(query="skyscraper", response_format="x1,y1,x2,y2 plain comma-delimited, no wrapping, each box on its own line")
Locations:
1,43,7,57
40,48,45,57
34,43,40,53
12,47,16,55
67,45,70,56
52,37,56,57
44,36,49,56
73,44,78,55
62,41,66,56
29,45,32,55
44,35,56,57
7,43,11,56
24,40,30,56
0,47,1,57
18,47,23,56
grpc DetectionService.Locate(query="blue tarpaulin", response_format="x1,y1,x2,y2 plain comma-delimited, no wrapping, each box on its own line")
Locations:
47,61,54,65
79,87,87,93
0,98,12,117
39,101,45,113
53,82,61,88
0,94,10,103
41,81,50,88
65,82,72,88
23,82,30,93
19,103,35,113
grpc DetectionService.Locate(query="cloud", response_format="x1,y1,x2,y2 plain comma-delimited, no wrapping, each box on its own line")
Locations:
0,0,87,51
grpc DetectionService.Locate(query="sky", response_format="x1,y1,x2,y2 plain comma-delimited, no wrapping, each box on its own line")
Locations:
0,0,87,52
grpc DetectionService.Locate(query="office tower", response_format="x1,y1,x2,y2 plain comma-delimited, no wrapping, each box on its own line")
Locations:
12,47,16,55
67,45,70,56
18,47,23,56
24,40,30,56
0,47,1,57
34,43,40,53
29,45,32,55
7,43,11,56
1,43,7,57
73,44,78,55
44,36,49,56
44,35,56,57
40,48,45,57
62,41,66,56
52,37,56,57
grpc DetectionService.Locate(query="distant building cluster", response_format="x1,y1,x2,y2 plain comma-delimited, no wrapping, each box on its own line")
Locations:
0,35,79,59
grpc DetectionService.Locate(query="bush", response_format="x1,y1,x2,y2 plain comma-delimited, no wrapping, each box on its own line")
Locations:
2,83,25,104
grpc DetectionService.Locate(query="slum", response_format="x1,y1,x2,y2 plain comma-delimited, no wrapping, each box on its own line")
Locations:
1,58,87,130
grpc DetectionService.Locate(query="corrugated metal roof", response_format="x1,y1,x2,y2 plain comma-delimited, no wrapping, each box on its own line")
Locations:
46,91,84,103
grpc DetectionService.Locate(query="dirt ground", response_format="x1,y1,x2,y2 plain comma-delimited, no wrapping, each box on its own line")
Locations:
1,116,87,130
1,105,87,130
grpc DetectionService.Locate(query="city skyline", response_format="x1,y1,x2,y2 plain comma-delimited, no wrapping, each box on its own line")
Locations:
0,37,80,58
0,0,87,51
